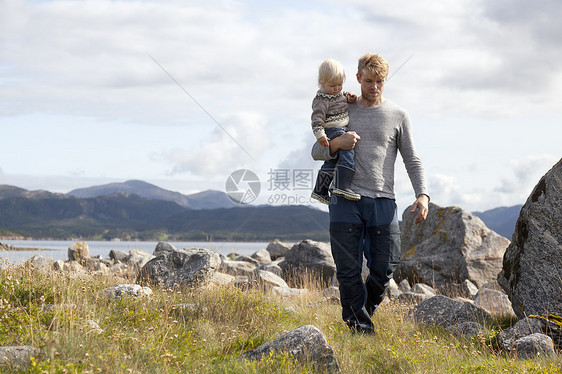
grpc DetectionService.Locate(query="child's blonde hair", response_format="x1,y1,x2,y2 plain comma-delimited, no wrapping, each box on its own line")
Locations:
318,59,346,88
357,53,389,80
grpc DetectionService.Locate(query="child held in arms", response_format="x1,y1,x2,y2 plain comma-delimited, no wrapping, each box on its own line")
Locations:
310,59,360,204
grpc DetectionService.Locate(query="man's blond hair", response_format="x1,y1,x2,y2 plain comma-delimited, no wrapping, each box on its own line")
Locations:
357,54,389,80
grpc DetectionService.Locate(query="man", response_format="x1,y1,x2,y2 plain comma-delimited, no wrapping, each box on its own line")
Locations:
311,53,429,334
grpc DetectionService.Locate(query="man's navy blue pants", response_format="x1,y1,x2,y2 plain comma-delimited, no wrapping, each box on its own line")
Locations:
329,196,401,332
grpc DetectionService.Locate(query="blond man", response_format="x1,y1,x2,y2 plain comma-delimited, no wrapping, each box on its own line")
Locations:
312,53,430,334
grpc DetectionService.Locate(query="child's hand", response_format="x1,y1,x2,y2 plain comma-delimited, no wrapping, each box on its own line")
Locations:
318,136,330,147
347,92,357,103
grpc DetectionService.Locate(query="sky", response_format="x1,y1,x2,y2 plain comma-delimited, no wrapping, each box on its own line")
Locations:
0,0,561,216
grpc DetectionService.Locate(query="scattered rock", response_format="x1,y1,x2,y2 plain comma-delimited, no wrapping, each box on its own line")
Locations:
411,283,436,297
82,257,109,274
398,279,411,293
514,333,555,359
249,269,289,290
100,284,153,299
137,248,221,289
279,240,336,288
68,241,89,262
219,260,257,276
0,346,40,371
271,286,306,297
495,317,544,352
526,315,562,350
251,249,272,265
446,321,483,338
413,295,491,328
322,286,340,300
259,263,283,277
474,288,516,317
241,325,340,373
497,159,562,318
0,242,17,251
266,239,292,260
387,278,402,299
24,254,54,271
109,249,129,263
210,272,235,286
397,203,509,288
87,320,103,334
127,249,155,271
153,242,177,256
460,279,479,299
398,292,430,304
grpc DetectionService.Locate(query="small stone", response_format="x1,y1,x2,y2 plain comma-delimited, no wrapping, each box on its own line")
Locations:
514,333,555,359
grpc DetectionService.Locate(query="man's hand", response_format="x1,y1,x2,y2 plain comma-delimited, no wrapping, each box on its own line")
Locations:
411,194,429,224
329,131,360,156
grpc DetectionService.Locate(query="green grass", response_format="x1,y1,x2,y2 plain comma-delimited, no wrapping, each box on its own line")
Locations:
0,263,560,373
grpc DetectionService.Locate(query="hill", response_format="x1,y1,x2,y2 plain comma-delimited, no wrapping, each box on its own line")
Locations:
0,184,328,241
67,180,237,209
473,205,522,239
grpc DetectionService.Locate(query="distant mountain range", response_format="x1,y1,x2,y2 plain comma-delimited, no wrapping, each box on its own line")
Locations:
0,180,522,241
0,181,328,241
473,205,522,239
67,180,237,210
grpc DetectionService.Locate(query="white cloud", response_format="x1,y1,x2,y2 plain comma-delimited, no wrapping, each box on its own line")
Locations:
161,112,270,176
495,155,559,194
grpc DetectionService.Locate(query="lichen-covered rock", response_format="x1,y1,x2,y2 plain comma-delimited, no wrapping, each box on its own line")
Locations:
413,295,491,328
137,248,221,289
397,203,509,288
498,159,562,318
241,325,339,372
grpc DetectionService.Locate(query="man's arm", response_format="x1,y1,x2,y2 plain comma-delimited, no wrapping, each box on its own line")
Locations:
311,131,361,161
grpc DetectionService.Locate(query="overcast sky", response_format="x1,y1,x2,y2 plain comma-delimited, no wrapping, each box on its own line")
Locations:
1,0,560,216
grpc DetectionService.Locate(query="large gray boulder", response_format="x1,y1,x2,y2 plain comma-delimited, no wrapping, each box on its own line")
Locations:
397,203,509,288
137,248,221,289
413,295,491,328
497,159,562,318
279,240,336,288
241,325,340,373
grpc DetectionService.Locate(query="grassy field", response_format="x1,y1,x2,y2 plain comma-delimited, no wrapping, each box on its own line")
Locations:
0,261,560,373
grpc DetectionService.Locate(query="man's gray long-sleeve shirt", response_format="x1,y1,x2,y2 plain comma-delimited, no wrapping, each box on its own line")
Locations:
311,99,429,200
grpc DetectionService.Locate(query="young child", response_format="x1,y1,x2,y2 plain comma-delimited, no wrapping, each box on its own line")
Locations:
310,59,360,204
